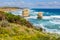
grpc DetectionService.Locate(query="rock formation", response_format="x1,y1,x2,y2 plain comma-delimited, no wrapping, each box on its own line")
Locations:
22,9,29,17
37,12,43,19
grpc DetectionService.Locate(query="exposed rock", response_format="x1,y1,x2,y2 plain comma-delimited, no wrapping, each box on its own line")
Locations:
37,12,43,19
22,9,29,17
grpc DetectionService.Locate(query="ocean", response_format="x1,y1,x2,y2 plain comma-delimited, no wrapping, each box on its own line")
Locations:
11,9,60,34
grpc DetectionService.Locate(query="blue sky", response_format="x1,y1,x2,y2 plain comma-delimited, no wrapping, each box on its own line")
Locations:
0,0,60,8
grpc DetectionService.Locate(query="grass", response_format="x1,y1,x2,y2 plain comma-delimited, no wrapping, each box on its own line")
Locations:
0,22,59,40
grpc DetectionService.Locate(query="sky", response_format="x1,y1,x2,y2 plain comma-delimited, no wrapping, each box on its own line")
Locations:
0,0,60,8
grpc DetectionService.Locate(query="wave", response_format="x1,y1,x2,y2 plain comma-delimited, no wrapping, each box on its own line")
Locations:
25,15,60,21
43,16,51,19
50,15,60,18
49,20,60,24
43,16,60,24
43,15,60,19
45,29,60,34
37,24,60,34
33,23,60,34
24,16,37,19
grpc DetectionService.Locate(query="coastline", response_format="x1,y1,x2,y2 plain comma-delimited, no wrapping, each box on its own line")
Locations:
0,7,60,34
0,8,60,40
21,9,60,34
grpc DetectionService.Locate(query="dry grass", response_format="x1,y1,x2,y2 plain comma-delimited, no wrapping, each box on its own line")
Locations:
0,22,59,40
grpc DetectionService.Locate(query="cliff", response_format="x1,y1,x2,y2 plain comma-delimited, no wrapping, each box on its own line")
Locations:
0,7,23,12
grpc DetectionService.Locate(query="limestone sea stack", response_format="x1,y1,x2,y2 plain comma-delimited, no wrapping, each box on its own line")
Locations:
22,9,29,17
37,12,43,19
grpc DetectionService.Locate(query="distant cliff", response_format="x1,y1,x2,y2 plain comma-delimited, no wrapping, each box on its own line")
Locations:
0,7,23,12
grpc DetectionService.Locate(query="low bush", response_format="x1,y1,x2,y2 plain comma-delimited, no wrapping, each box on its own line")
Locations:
0,20,10,27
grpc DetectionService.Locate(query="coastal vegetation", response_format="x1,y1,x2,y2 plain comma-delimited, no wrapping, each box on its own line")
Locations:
0,11,33,28
0,11,60,40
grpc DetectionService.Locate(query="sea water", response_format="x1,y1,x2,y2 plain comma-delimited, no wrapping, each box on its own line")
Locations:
11,9,60,34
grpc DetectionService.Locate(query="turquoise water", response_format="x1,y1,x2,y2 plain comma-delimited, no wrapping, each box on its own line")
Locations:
11,9,60,33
